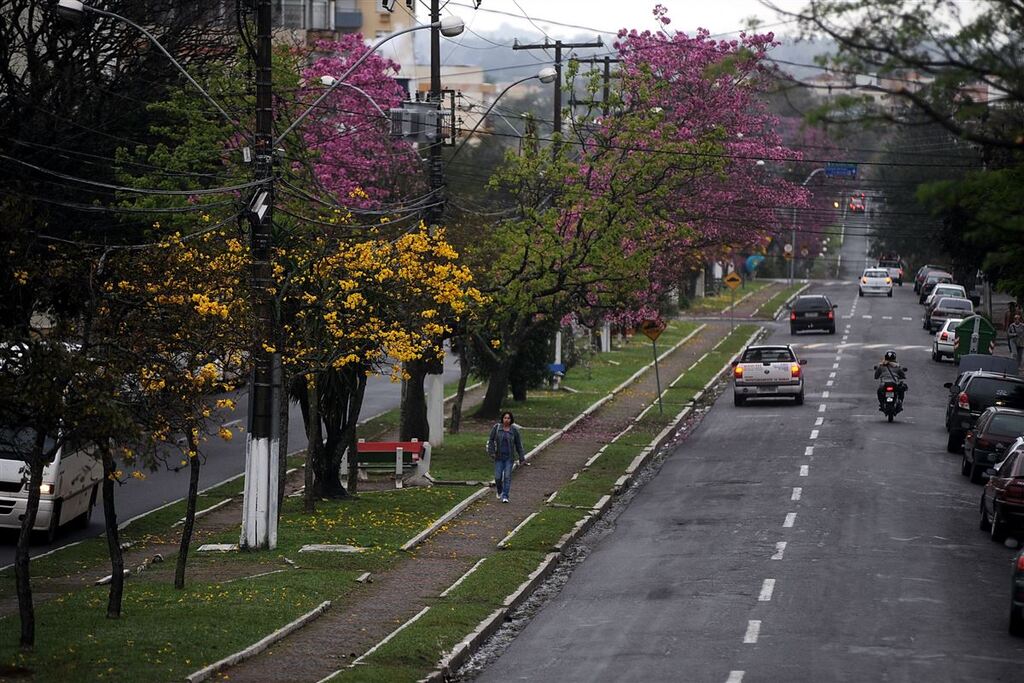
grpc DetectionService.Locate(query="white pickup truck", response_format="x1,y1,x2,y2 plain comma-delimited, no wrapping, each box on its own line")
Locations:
732,344,807,406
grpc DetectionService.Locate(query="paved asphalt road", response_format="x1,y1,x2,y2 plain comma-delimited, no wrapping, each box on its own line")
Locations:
0,355,461,566
476,216,1024,680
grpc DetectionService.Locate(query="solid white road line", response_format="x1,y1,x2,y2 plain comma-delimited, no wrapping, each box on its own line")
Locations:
759,579,776,602
744,620,762,644
783,512,797,528
771,541,787,560
792,487,802,500
799,465,809,477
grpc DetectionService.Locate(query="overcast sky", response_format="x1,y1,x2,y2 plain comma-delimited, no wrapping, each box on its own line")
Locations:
438,1,809,40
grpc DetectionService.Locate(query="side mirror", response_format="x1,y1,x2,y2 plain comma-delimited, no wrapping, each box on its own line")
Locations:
995,443,1008,451
832,304,838,309
943,382,952,389
902,366,909,372
799,359,807,365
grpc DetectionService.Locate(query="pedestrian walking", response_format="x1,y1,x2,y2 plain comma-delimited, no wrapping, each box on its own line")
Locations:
1003,301,1018,334
1009,314,1024,369
487,411,528,503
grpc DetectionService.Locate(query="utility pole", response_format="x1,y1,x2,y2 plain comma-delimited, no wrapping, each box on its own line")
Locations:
512,37,603,141
574,56,621,116
240,0,280,550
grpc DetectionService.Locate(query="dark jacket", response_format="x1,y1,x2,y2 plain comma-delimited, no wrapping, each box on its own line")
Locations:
487,423,525,463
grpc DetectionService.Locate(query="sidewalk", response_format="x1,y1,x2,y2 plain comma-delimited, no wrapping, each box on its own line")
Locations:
219,285,783,682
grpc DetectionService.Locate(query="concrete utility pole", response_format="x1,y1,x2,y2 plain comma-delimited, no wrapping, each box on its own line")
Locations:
241,0,280,550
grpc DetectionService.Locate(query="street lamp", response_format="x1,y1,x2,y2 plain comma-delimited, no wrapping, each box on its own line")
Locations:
448,67,557,162
790,167,825,284
55,0,235,126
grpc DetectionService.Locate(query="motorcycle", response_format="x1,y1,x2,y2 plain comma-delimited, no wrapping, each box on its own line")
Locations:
874,366,908,422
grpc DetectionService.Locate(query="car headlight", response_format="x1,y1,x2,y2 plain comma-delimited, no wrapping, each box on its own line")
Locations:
39,483,54,495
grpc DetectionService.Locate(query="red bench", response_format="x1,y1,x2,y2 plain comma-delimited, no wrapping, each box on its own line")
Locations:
355,439,432,488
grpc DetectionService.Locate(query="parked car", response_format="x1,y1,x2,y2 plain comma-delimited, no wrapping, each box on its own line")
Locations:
963,407,1024,483
789,294,837,335
0,426,102,542
1011,545,1024,636
859,267,893,297
924,283,967,309
959,354,1020,375
877,257,905,285
914,264,948,294
919,271,954,303
925,297,974,333
945,371,1024,452
979,437,1024,542
732,344,806,406
932,318,963,362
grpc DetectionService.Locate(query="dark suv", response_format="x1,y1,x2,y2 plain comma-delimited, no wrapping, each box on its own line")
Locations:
945,371,1024,452
789,294,837,335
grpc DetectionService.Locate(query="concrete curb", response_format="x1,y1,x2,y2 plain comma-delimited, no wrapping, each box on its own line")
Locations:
185,600,331,683
770,282,811,321
400,486,490,552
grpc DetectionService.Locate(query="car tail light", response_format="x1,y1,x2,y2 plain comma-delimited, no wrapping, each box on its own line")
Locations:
940,332,948,341
790,311,796,321
827,310,834,320
734,365,744,378
790,364,801,378
958,392,970,410
1005,480,1024,502
1017,554,1024,571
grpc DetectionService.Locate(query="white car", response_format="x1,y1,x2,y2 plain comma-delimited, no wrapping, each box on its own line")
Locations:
859,268,893,297
925,283,967,308
932,318,962,362
732,344,806,406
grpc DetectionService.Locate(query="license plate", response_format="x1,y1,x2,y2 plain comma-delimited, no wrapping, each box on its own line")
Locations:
804,312,818,318
886,396,894,402
759,386,778,394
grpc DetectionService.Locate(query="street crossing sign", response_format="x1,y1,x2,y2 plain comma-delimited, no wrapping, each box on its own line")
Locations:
723,272,743,290
825,162,858,178
640,319,665,342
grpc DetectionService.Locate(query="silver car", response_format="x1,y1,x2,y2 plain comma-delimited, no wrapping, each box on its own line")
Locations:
859,268,893,297
932,318,962,362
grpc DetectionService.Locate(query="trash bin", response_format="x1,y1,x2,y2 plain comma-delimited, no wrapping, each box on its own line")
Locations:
954,315,997,361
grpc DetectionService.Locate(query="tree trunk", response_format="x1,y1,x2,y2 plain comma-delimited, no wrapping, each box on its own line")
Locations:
400,359,429,441
100,446,124,618
509,370,528,402
448,340,470,434
475,363,510,420
174,429,202,589
15,451,44,649
304,373,321,513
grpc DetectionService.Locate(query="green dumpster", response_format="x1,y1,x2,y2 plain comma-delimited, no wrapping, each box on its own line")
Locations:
954,315,997,361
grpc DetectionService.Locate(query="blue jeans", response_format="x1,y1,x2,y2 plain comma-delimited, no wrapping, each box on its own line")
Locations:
494,457,514,499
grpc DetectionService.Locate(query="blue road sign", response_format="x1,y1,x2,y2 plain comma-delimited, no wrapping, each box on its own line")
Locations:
825,163,857,178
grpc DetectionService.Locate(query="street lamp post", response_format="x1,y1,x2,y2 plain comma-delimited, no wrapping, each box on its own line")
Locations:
790,167,826,284
448,68,558,162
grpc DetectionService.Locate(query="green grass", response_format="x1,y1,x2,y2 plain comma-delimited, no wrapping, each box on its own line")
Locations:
0,486,479,683
752,283,807,319
684,280,770,314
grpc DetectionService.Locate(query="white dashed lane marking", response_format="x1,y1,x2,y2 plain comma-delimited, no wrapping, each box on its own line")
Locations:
902,316,913,321
829,372,836,378
783,513,797,528
744,620,762,644
800,465,809,476
826,380,834,387
759,579,776,602
882,316,892,320
727,671,745,683
810,430,819,439
814,417,823,426
771,542,787,560
792,487,802,500
818,404,827,413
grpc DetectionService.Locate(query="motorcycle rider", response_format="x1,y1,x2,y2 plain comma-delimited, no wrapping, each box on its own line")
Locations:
874,350,907,409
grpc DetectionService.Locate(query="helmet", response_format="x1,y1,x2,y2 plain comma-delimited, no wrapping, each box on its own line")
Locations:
884,350,897,362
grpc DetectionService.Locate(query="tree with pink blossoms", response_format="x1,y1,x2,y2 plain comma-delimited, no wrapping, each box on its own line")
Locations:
462,6,810,416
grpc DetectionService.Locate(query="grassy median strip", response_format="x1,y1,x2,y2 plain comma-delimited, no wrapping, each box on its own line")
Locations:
330,324,757,683
752,282,807,319
683,280,770,314
0,486,478,683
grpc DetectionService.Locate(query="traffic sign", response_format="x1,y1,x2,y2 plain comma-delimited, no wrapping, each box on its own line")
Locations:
640,319,665,342
783,243,793,254
825,162,857,178
723,272,742,290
